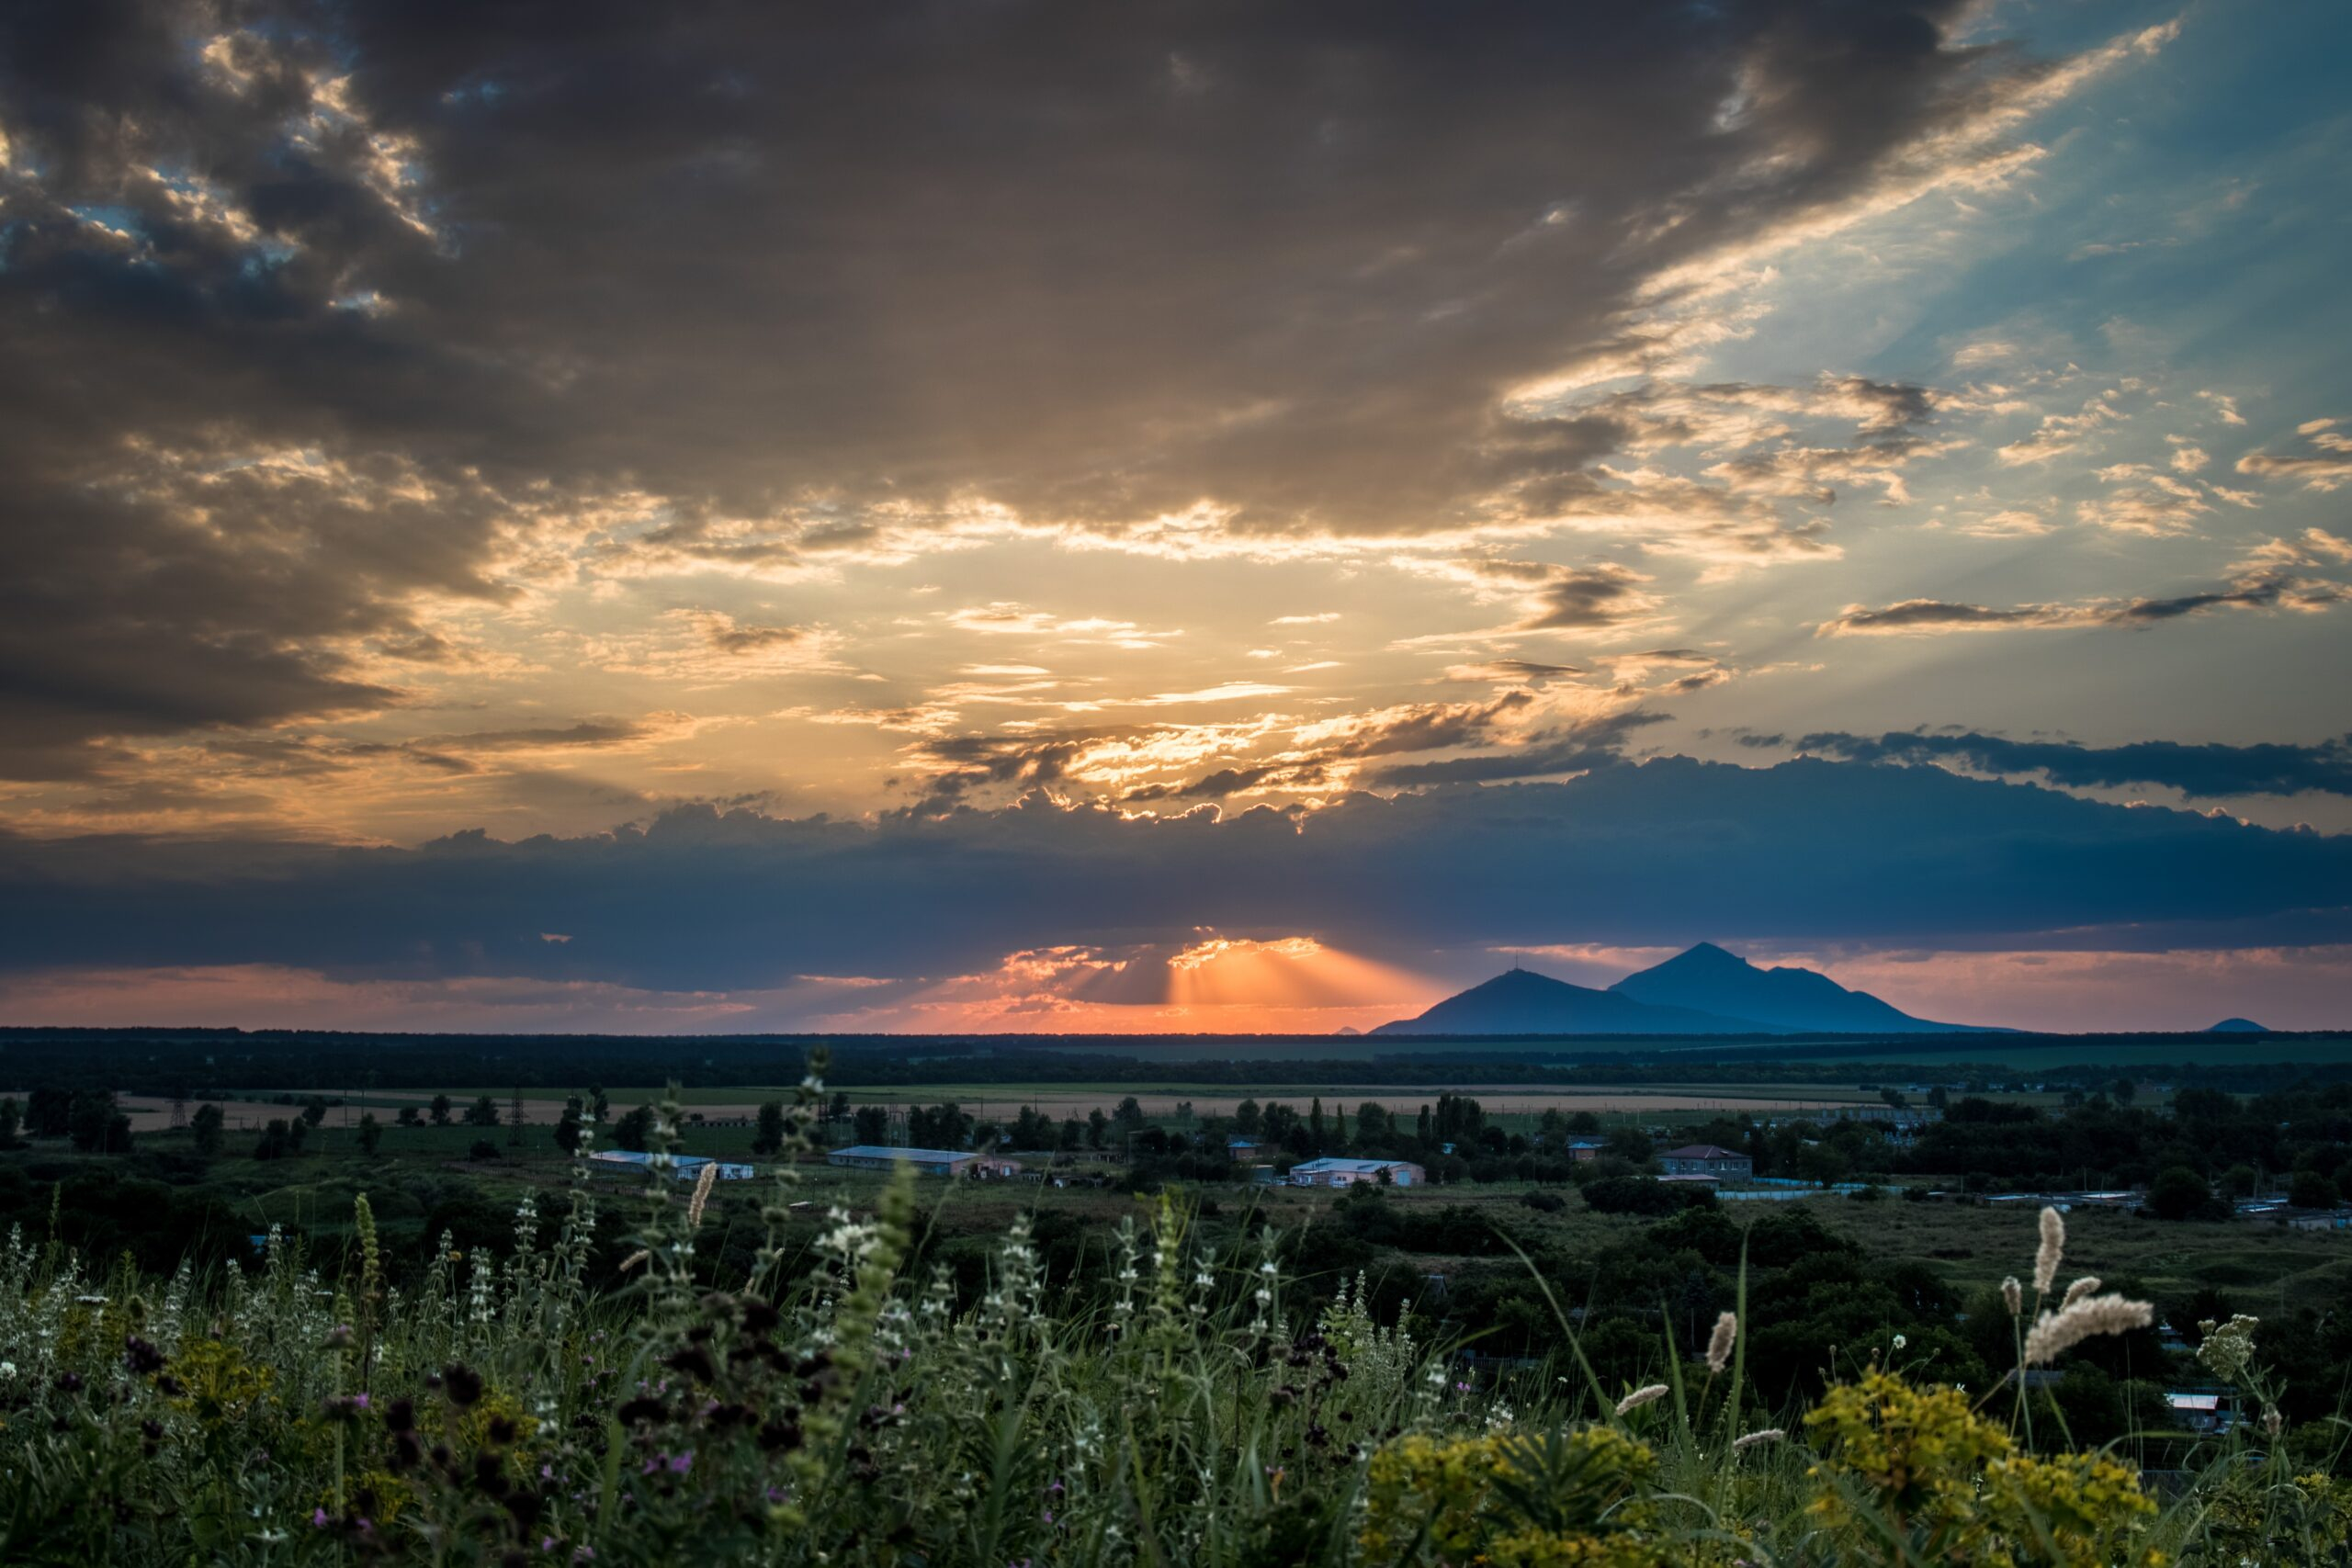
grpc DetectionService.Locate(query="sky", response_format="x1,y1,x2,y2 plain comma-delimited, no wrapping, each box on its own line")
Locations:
2,0,2348,1035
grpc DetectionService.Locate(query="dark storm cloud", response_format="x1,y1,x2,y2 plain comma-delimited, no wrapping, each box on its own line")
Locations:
4,758,2346,991
0,0,2057,761
1767,730,2352,801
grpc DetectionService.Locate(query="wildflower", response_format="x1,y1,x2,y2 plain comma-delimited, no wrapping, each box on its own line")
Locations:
1615,1383,1669,1415
2263,1405,2282,1438
2002,1276,2023,1316
686,1161,718,1230
1732,1427,1785,1450
618,1250,650,1274
1706,1311,1737,1374
2033,1205,2064,1295
2023,1292,2154,1366
1891,1334,1907,1351
442,1362,484,1407
2060,1276,2102,1309
2196,1315,2261,1383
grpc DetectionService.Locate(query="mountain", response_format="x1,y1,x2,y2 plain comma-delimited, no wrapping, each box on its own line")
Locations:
1370,966,1771,1036
2206,1018,2268,1032
1607,942,1989,1032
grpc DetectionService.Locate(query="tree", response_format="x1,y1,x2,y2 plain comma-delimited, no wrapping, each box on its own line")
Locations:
2111,1078,2137,1106
1309,1098,1326,1151
1087,1109,1109,1149
70,1089,131,1154
255,1118,298,1160
1010,1106,1057,1149
1356,1102,1393,1146
463,1095,501,1128
26,1088,73,1139
430,1094,453,1126
2149,1165,2211,1222
469,1140,501,1161
1880,1088,1908,1110
1114,1096,1147,1131
753,1100,786,1156
300,1096,330,1129
397,1105,423,1128
1059,1116,1085,1150
1234,1099,1262,1136
357,1113,383,1155
853,1105,889,1145
591,1086,611,1122
2290,1168,2340,1210
191,1102,225,1159
612,1104,655,1152
555,1095,585,1154
0,1098,18,1149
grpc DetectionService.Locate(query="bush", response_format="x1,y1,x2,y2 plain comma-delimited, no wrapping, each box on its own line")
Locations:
2149,1165,2215,1221
469,1139,502,1161
1583,1176,1713,1216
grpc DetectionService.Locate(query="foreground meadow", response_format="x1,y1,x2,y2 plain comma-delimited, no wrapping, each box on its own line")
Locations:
2,1089,2347,1566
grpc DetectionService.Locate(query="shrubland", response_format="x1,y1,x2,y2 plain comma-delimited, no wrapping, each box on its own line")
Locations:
1,1086,2347,1565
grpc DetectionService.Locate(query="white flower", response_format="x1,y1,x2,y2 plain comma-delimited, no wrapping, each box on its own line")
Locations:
1891,1334,1907,1350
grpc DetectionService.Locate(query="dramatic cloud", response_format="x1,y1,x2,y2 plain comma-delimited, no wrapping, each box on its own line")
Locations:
1761,731,2352,800
1817,550,2348,637
5,760,2346,1006
2237,420,2352,491
0,0,2180,780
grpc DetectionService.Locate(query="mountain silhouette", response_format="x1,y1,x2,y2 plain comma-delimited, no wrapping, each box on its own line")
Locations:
2205,1017,2268,1032
1369,966,1771,1036
1374,943,2003,1035
1606,942,1987,1032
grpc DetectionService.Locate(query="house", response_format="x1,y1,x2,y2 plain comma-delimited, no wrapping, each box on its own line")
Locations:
1565,1139,1606,1163
2165,1391,2236,1434
827,1145,987,1177
1286,1156,1426,1189
1658,1144,1753,1179
1227,1136,1267,1160
589,1150,758,1181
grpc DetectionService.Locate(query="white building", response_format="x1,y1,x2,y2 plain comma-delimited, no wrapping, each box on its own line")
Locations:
1287,1156,1426,1188
826,1145,1021,1178
587,1150,757,1181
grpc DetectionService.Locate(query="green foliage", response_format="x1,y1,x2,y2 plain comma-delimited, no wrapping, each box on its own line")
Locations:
0,1098,2348,1564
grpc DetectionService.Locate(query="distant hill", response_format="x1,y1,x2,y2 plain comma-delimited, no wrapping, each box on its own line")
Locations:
2206,1018,2268,1032
1607,942,1989,1033
1369,966,1770,1036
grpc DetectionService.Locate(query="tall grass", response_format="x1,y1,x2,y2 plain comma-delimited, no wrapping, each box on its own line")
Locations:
0,1082,2345,1564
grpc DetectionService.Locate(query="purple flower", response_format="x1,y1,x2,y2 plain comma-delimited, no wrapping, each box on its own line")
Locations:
312,1508,329,1528
668,1450,694,1474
